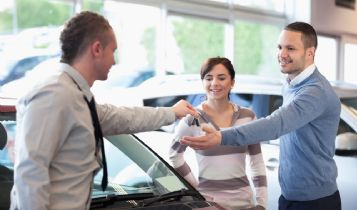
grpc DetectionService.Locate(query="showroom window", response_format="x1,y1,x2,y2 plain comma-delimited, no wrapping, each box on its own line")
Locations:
315,35,337,81
103,1,160,72
234,20,281,78
233,0,285,13
166,14,225,74
343,42,357,84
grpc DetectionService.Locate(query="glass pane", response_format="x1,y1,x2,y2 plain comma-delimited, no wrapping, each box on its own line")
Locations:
82,0,103,13
0,0,72,86
103,1,159,72
0,120,15,168
315,36,337,81
167,15,225,74
233,0,285,13
234,20,281,79
92,135,189,196
344,43,357,84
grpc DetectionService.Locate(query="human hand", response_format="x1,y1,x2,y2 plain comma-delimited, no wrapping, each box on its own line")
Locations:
171,99,198,119
180,123,221,149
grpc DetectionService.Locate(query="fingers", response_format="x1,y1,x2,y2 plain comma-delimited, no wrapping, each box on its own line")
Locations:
180,124,221,150
172,99,198,118
180,136,205,150
181,99,198,117
201,123,215,133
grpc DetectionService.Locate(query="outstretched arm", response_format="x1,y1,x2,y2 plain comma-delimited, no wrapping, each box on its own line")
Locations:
169,117,199,187
180,123,221,150
181,85,327,149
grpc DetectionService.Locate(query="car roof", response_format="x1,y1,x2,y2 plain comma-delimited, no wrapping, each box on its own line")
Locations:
0,97,16,113
0,96,16,122
135,74,357,100
136,74,283,99
330,81,357,98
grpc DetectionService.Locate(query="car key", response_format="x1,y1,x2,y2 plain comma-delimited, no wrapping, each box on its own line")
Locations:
190,117,200,127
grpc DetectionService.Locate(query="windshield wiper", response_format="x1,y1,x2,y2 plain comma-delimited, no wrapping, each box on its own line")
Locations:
138,189,203,207
90,192,154,209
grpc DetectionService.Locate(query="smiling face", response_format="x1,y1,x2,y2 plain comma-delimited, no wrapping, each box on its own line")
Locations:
202,63,235,102
93,29,117,81
277,30,315,80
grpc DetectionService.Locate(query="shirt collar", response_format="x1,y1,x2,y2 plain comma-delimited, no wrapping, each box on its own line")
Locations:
288,64,316,87
59,62,93,101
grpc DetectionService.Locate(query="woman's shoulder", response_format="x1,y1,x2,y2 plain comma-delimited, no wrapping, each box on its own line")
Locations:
232,104,256,119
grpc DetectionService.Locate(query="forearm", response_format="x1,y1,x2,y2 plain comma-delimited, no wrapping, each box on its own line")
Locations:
221,116,281,146
169,118,198,187
249,147,267,209
99,104,176,135
221,97,324,146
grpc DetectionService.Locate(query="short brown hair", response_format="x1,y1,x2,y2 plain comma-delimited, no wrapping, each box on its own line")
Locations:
284,21,317,49
60,11,112,64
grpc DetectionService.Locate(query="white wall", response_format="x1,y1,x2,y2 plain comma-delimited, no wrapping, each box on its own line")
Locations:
311,0,357,36
285,0,311,23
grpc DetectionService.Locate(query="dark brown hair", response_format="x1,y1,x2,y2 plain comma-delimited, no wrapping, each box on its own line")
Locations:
200,57,235,80
284,21,318,49
60,11,112,64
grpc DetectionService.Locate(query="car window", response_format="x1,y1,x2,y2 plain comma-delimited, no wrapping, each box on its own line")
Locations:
0,121,15,169
0,54,58,85
94,135,188,197
0,119,192,209
341,97,357,110
0,120,15,210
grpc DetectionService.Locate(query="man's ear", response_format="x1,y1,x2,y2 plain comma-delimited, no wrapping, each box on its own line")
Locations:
307,47,315,57
91,40,102,57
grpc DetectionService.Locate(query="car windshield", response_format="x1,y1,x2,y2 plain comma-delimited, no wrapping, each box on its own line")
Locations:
0,59,16,80
92,134,189,198
0,53,59,86
0,117,191,209
341,97,357,112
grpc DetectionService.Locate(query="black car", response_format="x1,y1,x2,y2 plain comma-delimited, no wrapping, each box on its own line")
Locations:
0,97,223,210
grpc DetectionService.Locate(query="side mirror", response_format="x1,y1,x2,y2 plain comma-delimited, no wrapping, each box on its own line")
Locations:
335,132,357,156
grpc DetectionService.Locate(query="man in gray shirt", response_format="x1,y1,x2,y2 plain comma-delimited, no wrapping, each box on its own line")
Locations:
10,11,197,210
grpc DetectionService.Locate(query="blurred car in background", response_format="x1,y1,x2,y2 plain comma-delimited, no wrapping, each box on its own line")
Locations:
0,51,60,86
91,66,158,105
130,74,357,210
0,26,62,86
0,56,61,98
0,59,158,105
0,96,224,210
93,67,156,89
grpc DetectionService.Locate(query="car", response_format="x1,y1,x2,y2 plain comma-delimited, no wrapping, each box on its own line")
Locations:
0,56,62,98
0,96,224,210
0,51,60,86
93,67,156,89
128,74,357,210
0,61,157,104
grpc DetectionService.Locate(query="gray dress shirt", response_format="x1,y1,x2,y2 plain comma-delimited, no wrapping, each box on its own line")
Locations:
10,63,175,210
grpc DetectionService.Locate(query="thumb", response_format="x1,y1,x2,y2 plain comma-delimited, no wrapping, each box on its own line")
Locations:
201,123,215,133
